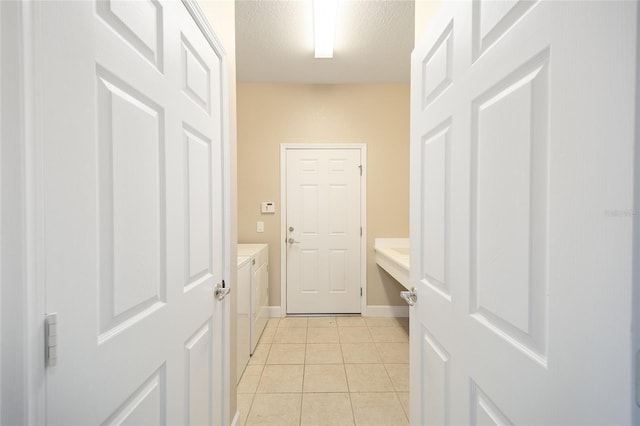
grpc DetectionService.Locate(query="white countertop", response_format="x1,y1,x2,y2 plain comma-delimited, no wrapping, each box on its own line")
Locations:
237,255,250,268
237,243,268,257
374,238,410,290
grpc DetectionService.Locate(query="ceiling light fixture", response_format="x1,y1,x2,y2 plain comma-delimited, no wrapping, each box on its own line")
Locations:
313,0,338,58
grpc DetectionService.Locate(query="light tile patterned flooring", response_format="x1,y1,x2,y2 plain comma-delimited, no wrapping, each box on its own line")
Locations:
237,316,410,426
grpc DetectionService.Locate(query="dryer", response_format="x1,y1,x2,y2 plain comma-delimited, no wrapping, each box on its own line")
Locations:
236,255,251,381
237,244,269,354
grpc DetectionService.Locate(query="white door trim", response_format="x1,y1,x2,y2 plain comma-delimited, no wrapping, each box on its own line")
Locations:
1,2,41,423
22,2,47,422
0,0,3,415
11,0,232,423
280,143,367,316
634,4,640,420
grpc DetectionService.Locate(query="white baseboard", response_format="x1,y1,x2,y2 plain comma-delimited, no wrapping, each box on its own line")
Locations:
267,306,283,318
231,410,240,426
363,305,409,317
268,305,408,317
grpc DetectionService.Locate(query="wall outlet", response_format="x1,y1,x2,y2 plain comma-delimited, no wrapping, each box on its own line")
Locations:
257,221,264,233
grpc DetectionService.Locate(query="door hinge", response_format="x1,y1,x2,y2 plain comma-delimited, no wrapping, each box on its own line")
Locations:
45,313,58,367
358,165,362,176
360,227,362,237
360,288,363,297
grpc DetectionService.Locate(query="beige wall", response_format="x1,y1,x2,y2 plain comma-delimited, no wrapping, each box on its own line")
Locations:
415,0,442,45
200,0,238,416
237,83,410,309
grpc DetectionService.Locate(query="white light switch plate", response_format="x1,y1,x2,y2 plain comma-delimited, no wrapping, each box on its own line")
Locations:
257,221,264,233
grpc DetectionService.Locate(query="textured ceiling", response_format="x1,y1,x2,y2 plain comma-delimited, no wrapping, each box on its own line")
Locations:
235,0,415,84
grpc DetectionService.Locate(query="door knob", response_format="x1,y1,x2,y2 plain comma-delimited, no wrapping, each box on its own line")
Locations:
214,281,230,301
289,226,294,232
400,287,417,306
288,237,300,244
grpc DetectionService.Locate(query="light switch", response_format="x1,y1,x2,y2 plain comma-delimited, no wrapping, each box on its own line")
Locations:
257,221,264,233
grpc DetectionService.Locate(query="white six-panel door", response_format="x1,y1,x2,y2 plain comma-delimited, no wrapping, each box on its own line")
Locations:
285,147,363,314
37,1,228,424
410,1,638,424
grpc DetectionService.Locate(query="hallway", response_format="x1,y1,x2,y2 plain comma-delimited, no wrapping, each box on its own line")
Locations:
237,316,410,425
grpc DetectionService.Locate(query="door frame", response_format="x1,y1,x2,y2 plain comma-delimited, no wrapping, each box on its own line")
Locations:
280,143,367,316
2,0,232,423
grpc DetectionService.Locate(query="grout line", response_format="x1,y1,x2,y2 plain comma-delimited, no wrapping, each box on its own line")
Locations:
393,391,410,424
298,324,307,425
342,351,357,425
398,390,410,423
247,315,410,425
241,392,255,426
382,362,396,393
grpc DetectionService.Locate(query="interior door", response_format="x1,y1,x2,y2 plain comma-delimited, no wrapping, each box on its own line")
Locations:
38,1,228,424
409,1,638,424
286,147,362,314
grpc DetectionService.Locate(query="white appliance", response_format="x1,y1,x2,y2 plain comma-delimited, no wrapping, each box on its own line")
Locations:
237,244,269,354
236,255,251,382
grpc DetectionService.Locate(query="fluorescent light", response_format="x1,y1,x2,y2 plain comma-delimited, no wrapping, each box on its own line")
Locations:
313,0,338,58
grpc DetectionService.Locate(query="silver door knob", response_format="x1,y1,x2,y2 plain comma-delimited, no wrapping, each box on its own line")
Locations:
289,226,294,232
288,237,300,244
215,281,230,301
400,287,417,306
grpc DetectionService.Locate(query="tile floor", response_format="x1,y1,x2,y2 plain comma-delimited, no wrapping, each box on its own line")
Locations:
237,316,410,426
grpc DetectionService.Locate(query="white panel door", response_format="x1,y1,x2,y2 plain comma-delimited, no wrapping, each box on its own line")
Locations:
37,1,228,424
286,148,362,314
410,1,638,424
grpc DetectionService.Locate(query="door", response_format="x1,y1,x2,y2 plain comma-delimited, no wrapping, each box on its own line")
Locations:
285,147,363,314
38,1,229,424
409,1,638,424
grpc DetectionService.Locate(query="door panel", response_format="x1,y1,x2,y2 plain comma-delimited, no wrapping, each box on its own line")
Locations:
102,367,165,426
410,1,637,424
96,66,166,340
471,50,550,359
286,148,362,314
39,1,227,424
185,320,213,426
96,0,163,71
185,126,214,290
